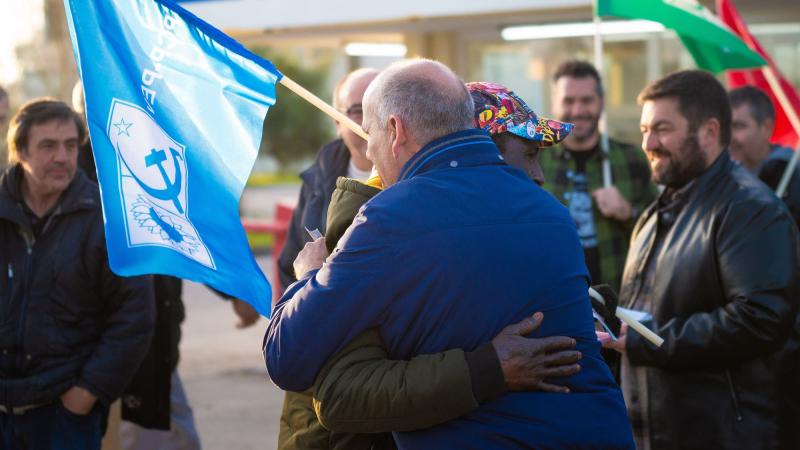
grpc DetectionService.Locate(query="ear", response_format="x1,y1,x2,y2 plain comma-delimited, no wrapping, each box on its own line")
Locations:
698,117,721,148
388,115,408,160
333,118,343,138
761,117,775,136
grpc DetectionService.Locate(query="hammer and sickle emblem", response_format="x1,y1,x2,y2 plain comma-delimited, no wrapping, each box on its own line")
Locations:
120,145,185,214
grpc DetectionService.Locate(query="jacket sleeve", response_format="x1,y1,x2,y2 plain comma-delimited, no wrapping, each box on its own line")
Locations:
78,247,156,406
264,206,404,392
626,199,799,369
312,328,506,433
278,180,312,289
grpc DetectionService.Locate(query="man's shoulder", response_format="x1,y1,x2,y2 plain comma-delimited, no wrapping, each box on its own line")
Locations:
317,138,348,159
300,139,349,183
65,171,102,212
722,163,788,215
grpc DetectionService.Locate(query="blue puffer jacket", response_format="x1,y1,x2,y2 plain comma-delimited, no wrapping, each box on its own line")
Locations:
264,129,633,449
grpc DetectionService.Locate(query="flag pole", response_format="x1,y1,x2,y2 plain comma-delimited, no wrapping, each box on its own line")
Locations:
279,76,369,141
760,66,800,197
593,3,613,188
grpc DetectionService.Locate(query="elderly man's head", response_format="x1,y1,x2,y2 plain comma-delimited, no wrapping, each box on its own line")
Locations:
362,59,473,186
333,68,379,171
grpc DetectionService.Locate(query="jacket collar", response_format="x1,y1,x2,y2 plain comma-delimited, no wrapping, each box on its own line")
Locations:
638,150,733,230
398,129,498,182
689,150,733,197
300,139,351,190
0,164,97,226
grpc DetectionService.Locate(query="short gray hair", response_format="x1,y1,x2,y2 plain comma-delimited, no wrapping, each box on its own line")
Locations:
370,59,474,146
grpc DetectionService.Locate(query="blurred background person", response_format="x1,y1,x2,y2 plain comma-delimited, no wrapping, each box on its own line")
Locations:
541,60,657,293
729,85,800,225
277,68,378,289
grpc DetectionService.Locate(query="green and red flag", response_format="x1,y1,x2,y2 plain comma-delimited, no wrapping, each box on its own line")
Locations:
717,0,800,149
595,0,765,73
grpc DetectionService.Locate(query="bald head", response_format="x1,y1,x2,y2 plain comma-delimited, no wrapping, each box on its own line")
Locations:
364,59,473,147
333,68,379,171
333,68,379,110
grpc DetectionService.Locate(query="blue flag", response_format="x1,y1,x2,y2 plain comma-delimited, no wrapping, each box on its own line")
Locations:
64,0,281,316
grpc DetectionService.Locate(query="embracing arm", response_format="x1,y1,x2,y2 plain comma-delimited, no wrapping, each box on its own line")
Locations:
313,314,581,433
264,209,403,392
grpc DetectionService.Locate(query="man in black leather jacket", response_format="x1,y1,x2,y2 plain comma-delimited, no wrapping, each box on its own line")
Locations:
0,99,155,449
598,70,800,450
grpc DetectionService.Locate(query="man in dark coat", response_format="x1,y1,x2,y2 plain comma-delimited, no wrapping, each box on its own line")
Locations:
277,68,378,288
729,85,800,224
599,70,800,450
0,98,155,449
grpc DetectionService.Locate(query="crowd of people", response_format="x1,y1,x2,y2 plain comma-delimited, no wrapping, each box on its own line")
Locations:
271,59,800,450
1,54,799,450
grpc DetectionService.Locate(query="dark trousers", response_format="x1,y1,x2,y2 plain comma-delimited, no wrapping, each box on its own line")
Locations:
0,403,102,450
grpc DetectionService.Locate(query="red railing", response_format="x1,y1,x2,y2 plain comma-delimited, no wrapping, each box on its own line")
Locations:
242,202,294,301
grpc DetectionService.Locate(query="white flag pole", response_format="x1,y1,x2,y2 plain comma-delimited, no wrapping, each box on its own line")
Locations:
760,66,800,198
593,7,613,188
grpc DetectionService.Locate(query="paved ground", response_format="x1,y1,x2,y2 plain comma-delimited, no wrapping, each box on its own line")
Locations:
179,255,284,450
181,181,301,450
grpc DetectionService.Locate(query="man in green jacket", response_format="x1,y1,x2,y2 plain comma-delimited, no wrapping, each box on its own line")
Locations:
540,60,658,292
278,82,584,449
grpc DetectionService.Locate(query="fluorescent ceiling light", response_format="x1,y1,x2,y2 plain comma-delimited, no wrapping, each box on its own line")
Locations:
502,20,666,41
345,43,407,57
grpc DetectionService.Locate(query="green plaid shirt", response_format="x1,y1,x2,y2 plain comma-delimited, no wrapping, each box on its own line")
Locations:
539,137,658,291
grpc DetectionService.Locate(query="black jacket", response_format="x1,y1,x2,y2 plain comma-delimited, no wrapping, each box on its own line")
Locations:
277,139,350,288
620,152,800,450
121,275,183,429
0,165,155,407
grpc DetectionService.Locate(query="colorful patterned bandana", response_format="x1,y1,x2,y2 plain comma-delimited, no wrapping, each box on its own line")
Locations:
467,81,573,147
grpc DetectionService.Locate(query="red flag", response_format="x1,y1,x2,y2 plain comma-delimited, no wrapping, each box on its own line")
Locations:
717,0,800,150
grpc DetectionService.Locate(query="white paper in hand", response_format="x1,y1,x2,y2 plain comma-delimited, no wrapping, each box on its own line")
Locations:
616,306,652,322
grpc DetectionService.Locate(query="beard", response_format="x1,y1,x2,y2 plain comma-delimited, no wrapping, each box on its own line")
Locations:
562,113,599,143
649,131,707,188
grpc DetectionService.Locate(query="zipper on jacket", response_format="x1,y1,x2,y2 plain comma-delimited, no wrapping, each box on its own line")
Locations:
725,370,743,422
14,228,35,368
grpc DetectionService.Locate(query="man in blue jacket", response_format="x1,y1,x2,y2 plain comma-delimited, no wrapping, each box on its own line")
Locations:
264,59,633,449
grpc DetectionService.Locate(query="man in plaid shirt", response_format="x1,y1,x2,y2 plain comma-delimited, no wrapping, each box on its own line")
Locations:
540,60,657,293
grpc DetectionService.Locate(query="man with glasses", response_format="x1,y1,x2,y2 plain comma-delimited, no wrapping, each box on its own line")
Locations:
277,68,378,288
